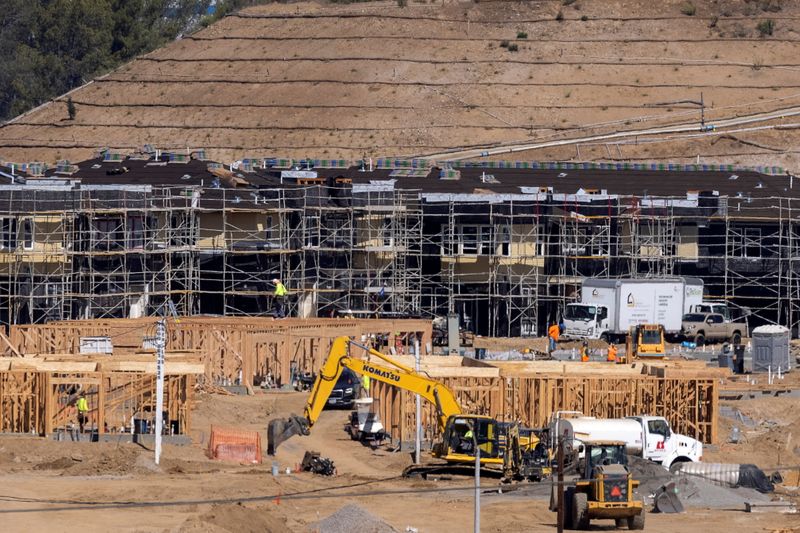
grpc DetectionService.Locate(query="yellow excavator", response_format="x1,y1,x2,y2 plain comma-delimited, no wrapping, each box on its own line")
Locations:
267,336,550,481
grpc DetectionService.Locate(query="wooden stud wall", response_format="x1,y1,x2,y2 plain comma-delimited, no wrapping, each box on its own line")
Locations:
7,317,433,390
0,370,193,436
373,375,718,445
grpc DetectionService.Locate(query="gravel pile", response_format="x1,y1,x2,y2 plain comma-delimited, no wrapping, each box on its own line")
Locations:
313,504,398,533
628,456,769,509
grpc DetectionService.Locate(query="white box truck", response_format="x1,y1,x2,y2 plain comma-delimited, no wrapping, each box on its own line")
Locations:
550,411,703,471
561,277,703,341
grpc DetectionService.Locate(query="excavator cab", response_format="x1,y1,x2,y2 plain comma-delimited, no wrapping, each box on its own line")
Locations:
436,415,501,461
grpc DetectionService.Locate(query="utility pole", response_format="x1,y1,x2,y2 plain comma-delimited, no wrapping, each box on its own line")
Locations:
474,427,481,533
414,338,421,465
557,437,565,533
154,317,166,465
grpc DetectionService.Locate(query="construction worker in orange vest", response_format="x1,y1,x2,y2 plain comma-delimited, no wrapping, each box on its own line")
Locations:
607,343,618,363
547,323,560,353
580,340,590,362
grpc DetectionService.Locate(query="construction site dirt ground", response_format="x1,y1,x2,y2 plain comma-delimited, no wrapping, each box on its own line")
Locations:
0,390,797,533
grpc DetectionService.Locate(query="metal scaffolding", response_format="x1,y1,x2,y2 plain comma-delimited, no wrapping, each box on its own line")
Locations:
0,179,799,336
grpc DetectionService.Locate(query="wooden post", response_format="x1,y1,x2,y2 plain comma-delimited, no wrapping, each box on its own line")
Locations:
97,372,105,435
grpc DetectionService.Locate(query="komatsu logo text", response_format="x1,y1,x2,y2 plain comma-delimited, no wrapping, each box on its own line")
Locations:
363,365,401,382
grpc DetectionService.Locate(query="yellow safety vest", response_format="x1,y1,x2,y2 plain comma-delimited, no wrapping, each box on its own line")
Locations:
274,282,287,297
362,375,370,390
76,397,88,413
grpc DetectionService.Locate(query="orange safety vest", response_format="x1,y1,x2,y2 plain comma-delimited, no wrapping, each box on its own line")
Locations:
548,324,560,342
607,346,617,362
580,346,589,362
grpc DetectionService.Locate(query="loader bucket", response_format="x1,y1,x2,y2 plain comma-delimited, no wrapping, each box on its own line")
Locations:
267,415,310,455
653,481,684,514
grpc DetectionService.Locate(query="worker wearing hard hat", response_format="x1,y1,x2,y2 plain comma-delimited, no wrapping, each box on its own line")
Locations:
580,340,590,362
547,322,560,354
607,343,618,363
272,278,287,319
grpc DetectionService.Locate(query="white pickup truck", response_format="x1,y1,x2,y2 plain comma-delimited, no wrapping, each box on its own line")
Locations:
550,411,703,471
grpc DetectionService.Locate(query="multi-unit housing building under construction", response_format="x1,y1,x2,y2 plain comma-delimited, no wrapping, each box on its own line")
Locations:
0,150,795,336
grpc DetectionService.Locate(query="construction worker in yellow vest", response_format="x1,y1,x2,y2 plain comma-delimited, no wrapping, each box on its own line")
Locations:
580,341,590,362
76,392,89,433
272,278,287,318
607,343,618,363
361,374,370,398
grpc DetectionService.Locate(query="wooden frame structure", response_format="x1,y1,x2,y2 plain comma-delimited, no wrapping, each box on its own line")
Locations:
0,370,193,436
373,370,718,445
7,317,432,391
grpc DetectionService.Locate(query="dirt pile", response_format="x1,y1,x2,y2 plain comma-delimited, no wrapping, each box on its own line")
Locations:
179,502,287,533
313,504,398,533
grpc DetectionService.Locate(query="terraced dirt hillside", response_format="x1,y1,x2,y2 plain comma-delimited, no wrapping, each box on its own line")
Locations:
1,0,799,170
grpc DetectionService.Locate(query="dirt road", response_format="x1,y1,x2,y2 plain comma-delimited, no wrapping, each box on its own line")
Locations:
0,391,796,532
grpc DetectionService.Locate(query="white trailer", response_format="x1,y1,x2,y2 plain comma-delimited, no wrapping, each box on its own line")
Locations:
561,277,703,341
549,411,703,470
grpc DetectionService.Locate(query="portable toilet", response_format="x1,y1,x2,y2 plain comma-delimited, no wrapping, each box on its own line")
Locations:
751,325,791,373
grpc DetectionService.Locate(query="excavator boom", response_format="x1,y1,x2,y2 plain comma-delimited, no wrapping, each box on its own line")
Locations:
268,336,462,454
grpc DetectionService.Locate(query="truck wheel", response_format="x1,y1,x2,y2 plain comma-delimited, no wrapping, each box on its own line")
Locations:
572,492,589,530
614,518,624,528
627,509,645,530
731,332,742,345
694,333,705,346
600,332,609,343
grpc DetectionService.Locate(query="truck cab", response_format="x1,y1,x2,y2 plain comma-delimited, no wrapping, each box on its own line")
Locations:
689,301,731,321
562,303,610,340
628,416,703,471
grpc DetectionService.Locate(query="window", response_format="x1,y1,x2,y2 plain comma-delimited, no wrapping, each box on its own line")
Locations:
564,305,596,321
128,215,145,249
381,217,393,247
0,218,17,250
456,225,497,256
21,218,33,250
745,228,761,258
641,329,662,345
647,419,670,438
708,314,724,324
731,227,762,258
95,217,123,250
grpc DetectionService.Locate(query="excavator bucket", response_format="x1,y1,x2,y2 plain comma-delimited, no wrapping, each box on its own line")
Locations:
267,415,310,455
653,481,684,513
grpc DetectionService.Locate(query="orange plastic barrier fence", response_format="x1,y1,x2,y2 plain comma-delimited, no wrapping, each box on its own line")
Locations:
208,425,262,464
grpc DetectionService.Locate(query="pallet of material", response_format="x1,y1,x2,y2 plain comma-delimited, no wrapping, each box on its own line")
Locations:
9,359,98,372
489,360,642,377
642,364,731,379
98,361,205,374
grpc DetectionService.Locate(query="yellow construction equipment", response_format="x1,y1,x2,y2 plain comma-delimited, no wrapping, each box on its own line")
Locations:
559,440,645,530
268,336,550,481
624,324,665,361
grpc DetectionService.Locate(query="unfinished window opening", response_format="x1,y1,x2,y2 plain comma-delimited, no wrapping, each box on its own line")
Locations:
0,218,17,250
745,228,761,258
128,215,145,249
94,217,124,251
21,218,33,250
381,217,394,247
304,215,320,248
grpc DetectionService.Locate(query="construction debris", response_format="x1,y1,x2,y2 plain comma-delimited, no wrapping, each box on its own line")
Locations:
301,451,336,476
